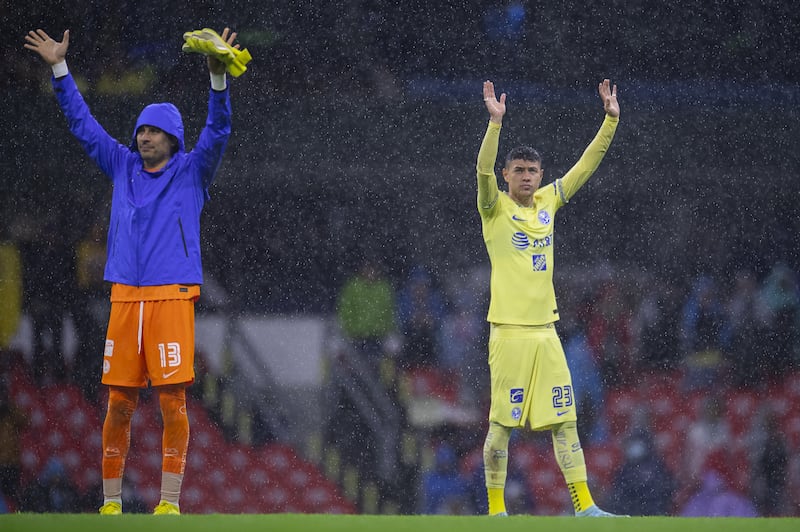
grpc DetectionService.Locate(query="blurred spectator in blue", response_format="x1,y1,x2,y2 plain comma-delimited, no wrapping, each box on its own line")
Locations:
760,263,800,381
19,457,82,513
678,450,759,517
397,264,446,369
438,298,487,406
421,442,470,514
438,268,490,407
679,275,726,391
606,426,676,515
722,270,769,388
561,302,609,445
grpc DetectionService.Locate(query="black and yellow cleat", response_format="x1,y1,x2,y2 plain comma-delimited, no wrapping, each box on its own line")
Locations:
182,28,252,77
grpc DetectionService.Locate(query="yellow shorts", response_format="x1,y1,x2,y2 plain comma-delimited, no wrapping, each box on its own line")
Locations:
487,323,577,430
102,284,199,387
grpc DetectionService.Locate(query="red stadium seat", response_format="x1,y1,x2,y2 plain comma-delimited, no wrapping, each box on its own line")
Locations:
726,390,760,437
783,412,800,450
605,389,639,434
585,443,621,490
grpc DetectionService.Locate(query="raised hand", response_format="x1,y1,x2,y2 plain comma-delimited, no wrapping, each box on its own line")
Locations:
598,79,619,118
483,80,506,124
24,29,70,65
207,27,239,75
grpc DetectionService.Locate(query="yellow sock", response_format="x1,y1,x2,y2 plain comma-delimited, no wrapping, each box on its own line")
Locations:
568,481,595,513
483,422,511,515
487,487,507,516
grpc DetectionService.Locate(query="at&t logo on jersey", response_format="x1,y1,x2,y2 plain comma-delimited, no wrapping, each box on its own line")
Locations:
511,232,529,250
510,388,524,403
511,232,553,251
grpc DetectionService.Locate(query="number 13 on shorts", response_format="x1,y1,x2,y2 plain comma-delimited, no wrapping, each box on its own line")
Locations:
159,342,182,368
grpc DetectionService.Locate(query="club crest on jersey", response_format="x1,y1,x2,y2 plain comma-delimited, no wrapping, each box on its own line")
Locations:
532,254,547,271
511,407,522,420
538,209,551,225
510,388,524,403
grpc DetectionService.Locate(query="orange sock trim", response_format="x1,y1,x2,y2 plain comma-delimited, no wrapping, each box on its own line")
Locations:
159,385,190,475
102,386,139,479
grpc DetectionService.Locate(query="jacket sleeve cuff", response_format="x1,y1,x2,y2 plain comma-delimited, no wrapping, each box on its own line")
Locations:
210,72,227,91
52,61,68,78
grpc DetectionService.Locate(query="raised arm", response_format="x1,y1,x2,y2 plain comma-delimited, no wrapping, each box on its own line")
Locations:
192,28,237,188
557,79,620,203
24,29,127,180
476,81,506,211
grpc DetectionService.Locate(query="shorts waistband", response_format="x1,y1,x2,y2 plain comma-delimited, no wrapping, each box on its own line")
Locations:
490,322,557,338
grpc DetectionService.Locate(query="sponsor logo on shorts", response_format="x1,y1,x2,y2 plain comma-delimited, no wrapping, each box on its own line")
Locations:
511,407,522,420
510,388,524,404
556,410,570,417
103,359,111,374
104,340,114,357
162,369,180,379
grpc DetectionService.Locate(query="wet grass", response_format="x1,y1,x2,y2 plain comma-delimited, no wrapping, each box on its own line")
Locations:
1,514,798,532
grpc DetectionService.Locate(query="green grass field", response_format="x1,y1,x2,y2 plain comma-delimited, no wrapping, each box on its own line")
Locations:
1,514,798,532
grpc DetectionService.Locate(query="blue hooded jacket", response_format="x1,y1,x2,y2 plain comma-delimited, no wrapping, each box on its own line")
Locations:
53,73,231,286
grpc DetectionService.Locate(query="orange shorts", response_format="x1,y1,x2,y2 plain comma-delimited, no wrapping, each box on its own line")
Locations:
102,283,199,388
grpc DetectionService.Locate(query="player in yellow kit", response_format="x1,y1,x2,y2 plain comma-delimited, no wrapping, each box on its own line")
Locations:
477,79,624,517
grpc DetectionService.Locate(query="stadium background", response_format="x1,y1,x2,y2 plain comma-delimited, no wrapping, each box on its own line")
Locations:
1,0,800,517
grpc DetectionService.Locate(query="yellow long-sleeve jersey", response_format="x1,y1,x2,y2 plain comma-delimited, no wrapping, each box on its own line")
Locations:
476,115,619,325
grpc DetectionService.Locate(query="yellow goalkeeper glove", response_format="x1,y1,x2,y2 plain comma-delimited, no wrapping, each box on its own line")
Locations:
181,28,252,78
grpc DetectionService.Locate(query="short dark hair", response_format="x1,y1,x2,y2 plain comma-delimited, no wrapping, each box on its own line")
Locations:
504,146,541,167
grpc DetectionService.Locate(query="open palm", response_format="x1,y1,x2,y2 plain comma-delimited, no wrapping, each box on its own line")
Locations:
483,80,506,123
24,29,69,65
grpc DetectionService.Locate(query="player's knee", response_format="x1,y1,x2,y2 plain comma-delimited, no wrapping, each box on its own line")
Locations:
158,386,188,423
550,420,577,436
484,422,512,455
107,387,138,421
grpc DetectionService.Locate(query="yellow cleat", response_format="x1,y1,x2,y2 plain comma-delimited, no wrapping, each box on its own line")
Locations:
181,28,252,77
99,501,122,515
153,500,181,515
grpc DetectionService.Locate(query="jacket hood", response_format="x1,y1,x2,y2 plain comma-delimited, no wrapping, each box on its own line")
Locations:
131,102,185,153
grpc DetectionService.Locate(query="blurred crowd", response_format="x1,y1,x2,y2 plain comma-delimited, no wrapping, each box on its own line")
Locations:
329,255,800,516
2,0,800,516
